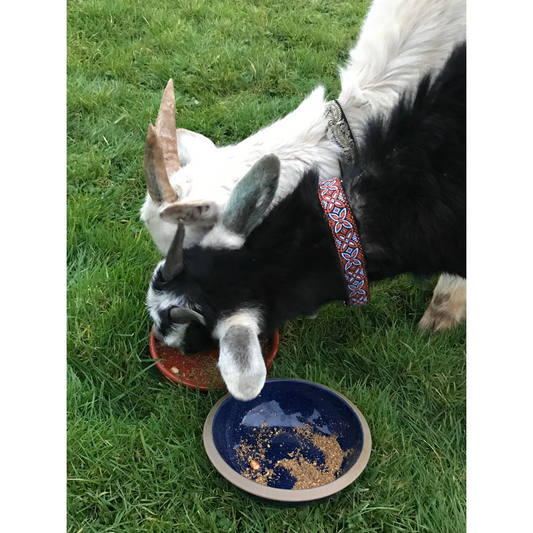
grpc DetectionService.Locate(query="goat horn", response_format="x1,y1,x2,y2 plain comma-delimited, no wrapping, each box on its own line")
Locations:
143,80,181,204
155,79,181,179
169,307,206,325
162,219,185,281
144,124,178,203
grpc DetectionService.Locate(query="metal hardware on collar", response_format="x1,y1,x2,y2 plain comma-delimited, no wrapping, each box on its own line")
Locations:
325,99,357,170
318,177,370,307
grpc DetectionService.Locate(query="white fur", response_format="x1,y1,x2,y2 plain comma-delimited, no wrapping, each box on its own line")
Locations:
214,308,263,338
214,309,266,401
141,195,214,254
419,274,467,332
146,262,193,346
337,0,466,139
201,225,245,249
176,128,217,167
160,321,189,349
141,87,338,254
141,0,466,256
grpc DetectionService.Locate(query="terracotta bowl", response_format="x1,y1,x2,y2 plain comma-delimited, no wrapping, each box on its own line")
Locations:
203,378,372,506
149,328,279,392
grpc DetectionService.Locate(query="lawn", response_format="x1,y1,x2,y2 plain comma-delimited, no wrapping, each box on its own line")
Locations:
67,0,466,531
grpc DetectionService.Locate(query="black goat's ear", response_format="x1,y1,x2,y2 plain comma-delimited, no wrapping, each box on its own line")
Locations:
221,154,280,238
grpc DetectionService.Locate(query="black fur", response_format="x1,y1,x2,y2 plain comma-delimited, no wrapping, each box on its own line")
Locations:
151,42,466,353
347,42,466,280
151,169,346,353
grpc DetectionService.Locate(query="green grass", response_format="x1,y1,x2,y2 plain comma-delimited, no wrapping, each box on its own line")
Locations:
67,0,466,531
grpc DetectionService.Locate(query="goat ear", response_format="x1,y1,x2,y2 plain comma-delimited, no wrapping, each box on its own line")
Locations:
160,199,220,225
176,128,217,167
222,154,280,238
217,324,266,401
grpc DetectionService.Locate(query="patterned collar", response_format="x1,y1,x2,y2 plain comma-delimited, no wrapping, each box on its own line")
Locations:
318,177,370,306
320,100,369,306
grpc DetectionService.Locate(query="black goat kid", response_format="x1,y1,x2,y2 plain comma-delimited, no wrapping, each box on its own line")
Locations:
147,43,466,400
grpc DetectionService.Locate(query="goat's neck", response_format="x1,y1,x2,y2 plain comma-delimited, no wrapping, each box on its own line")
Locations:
219,88,342,204
247,180,348,330
253,174,407,331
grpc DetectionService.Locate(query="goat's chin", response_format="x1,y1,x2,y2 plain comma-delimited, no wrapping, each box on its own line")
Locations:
159,338,186,352
153,328,165,342
160,324,189,353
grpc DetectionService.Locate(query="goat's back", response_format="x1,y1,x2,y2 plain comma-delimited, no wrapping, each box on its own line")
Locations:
347,42,466,281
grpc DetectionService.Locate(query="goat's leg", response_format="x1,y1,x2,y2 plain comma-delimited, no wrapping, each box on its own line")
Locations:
419,273,466,333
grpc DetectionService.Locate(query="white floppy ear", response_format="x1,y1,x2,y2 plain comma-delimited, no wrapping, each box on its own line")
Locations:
160,199,220,225
176,128,217,167
215,311,266,401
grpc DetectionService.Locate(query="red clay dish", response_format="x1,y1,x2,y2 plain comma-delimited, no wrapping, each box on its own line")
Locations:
149,328,279,392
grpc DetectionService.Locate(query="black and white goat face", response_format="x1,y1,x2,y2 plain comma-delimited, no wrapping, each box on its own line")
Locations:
146,154,282,401
147,256,217,356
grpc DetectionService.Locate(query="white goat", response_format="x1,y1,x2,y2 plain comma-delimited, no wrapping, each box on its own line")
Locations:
141,0,466,332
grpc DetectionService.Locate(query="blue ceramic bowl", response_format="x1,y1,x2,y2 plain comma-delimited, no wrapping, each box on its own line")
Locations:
203,379,371,505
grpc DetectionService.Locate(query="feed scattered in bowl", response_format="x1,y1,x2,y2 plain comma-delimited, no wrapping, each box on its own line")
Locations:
235,424,345,490
204,379,372,503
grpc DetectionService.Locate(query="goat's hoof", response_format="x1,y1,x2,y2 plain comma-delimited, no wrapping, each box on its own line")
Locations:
419,304,463,333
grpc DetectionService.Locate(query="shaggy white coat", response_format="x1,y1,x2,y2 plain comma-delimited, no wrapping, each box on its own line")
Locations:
141,0,466,255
